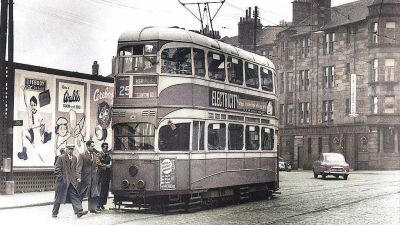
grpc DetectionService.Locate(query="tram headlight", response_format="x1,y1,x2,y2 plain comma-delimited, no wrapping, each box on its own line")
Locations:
137,179,145,189
129,166,138,177
121,179,130,189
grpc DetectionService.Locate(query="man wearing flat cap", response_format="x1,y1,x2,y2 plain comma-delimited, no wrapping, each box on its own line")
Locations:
52,144,87,218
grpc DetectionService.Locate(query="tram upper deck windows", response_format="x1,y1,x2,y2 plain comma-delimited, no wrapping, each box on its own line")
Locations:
159,122,190,151
161,48,192,75
114,123,155,151
246,125,260,150
228,124,244,150
261,128,274,150
118,44,157,74
227,57,243,85
245,62,259,89
194,48,205,77
261,68,273,92
208,123,226,150
207,52,226,81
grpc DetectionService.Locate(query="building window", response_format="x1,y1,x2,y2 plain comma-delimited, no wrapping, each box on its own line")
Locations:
372,22,378,44
386,22,396,29
300,37,310,58
384,59,395,81
371,96,378,114
279,104,285,125
287,104,293,125
345,63,351,80
280,73,285,93
288,72,293,92
299,102,310,124
345,99,350,115
299,70,310,91
281,42,285,60
370,59,379,82
383,96,395,114
346,26,351,43
322,100,334,122
323,66,335,88
324,32,335,54
308,137,312,159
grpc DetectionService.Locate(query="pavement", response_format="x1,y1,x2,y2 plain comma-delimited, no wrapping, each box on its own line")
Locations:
0,191,113,210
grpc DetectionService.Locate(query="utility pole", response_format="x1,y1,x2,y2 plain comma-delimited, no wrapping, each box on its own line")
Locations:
253,6,258,53
0,0,14,194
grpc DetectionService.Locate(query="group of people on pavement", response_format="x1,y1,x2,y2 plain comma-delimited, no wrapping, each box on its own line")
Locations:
52,141,112,218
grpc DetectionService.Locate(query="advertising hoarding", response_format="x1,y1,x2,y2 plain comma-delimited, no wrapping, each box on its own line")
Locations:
13,69,113,168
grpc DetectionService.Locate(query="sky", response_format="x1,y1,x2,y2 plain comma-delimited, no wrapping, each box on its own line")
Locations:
13,0,357,75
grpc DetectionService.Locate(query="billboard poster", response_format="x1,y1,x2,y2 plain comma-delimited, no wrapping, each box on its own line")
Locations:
58,82,85,113
14,76,55,167
89,84,113,148
160,158,176,190
55,80,87,156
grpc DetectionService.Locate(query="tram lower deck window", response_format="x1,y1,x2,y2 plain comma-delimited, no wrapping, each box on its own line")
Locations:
159,122,190,151
228,124,243,150
208,123,226,150
261,128,274,150
246,125,260,150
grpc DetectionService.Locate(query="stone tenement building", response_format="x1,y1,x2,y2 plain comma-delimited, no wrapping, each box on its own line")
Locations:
224,0,400,170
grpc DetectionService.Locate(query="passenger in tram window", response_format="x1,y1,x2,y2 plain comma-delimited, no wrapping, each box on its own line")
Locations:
159,121,178,151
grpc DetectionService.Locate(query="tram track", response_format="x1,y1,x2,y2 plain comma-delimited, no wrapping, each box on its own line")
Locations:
265,190,400,225
279,180,400,198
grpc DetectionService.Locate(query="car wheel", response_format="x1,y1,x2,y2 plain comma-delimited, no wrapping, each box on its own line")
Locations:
313,170,318,178
322,174,326,180
343,174,348,180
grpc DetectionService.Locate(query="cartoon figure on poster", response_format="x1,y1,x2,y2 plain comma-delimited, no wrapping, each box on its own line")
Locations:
55,110,87,157
94,101,111,142
17,85,52,162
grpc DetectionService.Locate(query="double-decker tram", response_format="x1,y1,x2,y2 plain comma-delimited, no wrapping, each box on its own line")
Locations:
111,27,279,212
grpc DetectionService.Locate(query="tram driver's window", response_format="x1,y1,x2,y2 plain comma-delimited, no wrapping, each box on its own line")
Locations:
228,124,243,150
113,123,155,151
261,128,274,150
208,123,226,150
194,48,205,77
227,57,243,85
261,68,273,92
159,122,190,151
161,48,192,75
245,62,259,88
207,52,226,81
245,125,260,150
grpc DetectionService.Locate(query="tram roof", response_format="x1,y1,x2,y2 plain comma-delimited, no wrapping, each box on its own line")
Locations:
119,26,275,70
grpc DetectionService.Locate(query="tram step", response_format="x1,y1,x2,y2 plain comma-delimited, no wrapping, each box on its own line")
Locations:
167,202,186,208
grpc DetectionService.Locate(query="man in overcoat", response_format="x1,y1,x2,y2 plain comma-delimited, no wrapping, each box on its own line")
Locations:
52,144,88,218
77,140,101,213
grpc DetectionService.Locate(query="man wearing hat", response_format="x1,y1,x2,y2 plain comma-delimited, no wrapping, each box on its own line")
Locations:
52,144,88,218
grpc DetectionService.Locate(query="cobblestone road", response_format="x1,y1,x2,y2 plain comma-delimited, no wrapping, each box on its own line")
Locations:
1,170,399,225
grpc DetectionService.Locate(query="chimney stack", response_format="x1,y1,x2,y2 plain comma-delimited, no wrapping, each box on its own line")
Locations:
92,61,99,75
